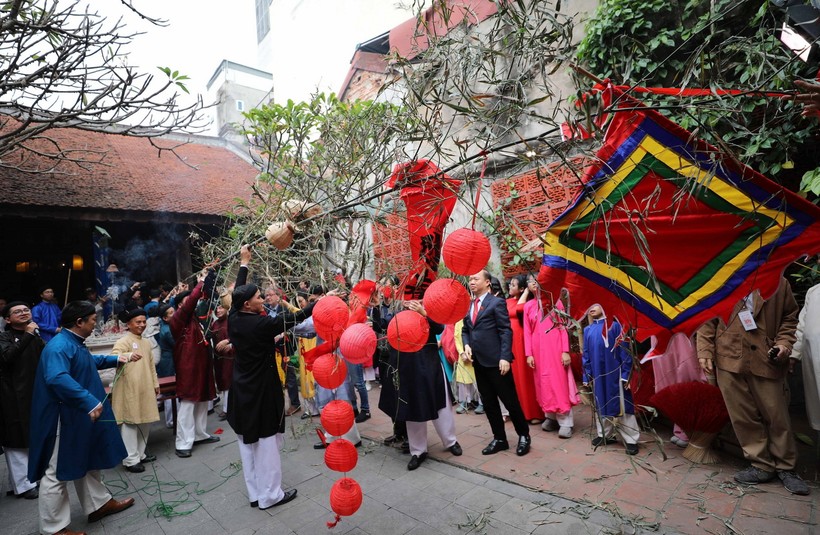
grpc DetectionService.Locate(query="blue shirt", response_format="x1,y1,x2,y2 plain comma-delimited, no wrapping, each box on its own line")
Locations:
31,301,62,342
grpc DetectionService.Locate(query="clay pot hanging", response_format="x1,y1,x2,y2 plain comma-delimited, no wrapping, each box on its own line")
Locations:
282,198,323,220
320,400,355,437
313,296,349,343
312,354,348,390
441,228,491,276
339,323,377,365
386,310,429,352
422,278,471,324
324,439,358,472
265,221,297,250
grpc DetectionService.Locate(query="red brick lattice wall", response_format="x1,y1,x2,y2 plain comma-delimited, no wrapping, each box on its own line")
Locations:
372,159,587,280
372,211,413,279
491,158,587,278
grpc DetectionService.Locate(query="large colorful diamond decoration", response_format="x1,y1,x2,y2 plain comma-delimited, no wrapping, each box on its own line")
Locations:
538,85,820,351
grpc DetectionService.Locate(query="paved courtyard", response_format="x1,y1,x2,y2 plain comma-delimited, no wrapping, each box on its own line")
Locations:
1,386,817,534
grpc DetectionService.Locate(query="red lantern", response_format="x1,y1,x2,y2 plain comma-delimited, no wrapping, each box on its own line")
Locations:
313,296,349,342
386,311,429,352
423,278,471,324
339,324,377,365
320,400,355,437
313,354,347,389
328,477,362,527
324,439,358,472
441,228,491,276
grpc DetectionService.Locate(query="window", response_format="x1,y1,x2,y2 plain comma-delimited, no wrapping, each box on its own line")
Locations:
236,100,245,112
255,0,270,42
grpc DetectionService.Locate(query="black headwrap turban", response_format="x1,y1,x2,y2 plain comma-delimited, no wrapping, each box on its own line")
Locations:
118,308,146,323
232,284,259,311
61,301,97,327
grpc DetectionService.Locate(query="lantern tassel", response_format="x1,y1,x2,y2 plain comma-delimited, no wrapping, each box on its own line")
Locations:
327,514,342,528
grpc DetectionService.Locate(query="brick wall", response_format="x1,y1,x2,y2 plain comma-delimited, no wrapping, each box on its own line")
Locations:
490,159,586,278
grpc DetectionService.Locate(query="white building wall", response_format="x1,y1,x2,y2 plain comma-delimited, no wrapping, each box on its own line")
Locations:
260,0,423,103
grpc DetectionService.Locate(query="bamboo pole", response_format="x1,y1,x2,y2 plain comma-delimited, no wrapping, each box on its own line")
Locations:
65,268,72,307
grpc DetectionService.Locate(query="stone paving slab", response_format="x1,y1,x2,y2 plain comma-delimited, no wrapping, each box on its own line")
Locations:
0,403,647,535
8,383,815,534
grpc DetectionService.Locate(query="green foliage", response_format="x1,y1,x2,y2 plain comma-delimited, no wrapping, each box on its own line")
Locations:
800,167,820,196
577,0,816,179
202,93,415,286
157,66,190,94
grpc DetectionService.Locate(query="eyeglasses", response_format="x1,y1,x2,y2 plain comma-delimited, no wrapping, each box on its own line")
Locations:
10,308,30,316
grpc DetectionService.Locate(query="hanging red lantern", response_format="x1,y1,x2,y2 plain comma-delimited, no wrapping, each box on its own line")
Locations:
312,354,348,389
422,278,471,324
386,311,429,352
339,324,377,365
313,296,349,343
327,477,363,527
324,439,358,472
320,400,355,437
441,228,491,276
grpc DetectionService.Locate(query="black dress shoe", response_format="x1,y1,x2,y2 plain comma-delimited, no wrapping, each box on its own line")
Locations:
482,439,509,455
314,442,327,450
175,449,192,458
407,452,428,471
448,442,463,456
141,453,157,463
401,441,410,454
124,463,145,473
250,501,258,508
383,434,399,445
591,436,617,447
19,487,39,499
516,435,531,456
194,435,220,445
260,489,297,509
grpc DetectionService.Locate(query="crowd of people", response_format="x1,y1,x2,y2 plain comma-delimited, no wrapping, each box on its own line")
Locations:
0,244,817,534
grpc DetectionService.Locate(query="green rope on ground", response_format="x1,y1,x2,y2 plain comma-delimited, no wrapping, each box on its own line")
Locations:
104,457,242,519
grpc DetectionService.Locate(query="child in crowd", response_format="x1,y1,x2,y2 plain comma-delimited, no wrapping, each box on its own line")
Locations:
582,304,640,455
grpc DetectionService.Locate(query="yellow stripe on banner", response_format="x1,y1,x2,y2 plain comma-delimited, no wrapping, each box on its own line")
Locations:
543,136,795,321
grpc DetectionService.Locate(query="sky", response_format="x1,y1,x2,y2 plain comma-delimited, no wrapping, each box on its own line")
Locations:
86,0,417,133
87,0,259,126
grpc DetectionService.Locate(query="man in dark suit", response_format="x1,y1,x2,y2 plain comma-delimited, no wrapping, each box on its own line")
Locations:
461,270,531,456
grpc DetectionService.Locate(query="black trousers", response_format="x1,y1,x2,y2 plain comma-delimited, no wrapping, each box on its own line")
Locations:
473,362,529,441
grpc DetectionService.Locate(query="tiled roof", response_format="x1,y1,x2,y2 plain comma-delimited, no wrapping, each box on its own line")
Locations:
0,126,258,218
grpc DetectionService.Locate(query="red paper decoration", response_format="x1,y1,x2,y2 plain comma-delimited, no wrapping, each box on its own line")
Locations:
312,354,348,389
313,296,349,342
320,400,355,437
422,278,471,324
328,477,362,525
324,439,358,472
441,228,491,276
339,323,377,365
386,311,429,352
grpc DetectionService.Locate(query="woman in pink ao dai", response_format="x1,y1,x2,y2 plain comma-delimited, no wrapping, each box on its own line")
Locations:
523,278,580,438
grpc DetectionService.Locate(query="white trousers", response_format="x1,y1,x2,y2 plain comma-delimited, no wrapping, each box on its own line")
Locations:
237,434,284,508
164,399,175,428
407,365,458,456
219,390,229,413
4,447,36,494
546,409,574,427
120,422,152,467
39,428,111,534
176,400,210,450
324,422,361,445
596,413,641,445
